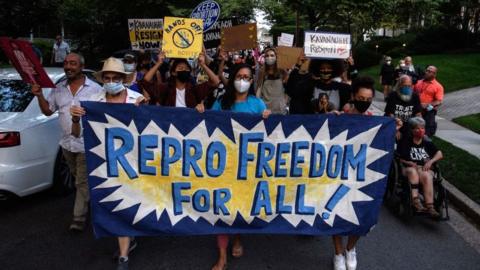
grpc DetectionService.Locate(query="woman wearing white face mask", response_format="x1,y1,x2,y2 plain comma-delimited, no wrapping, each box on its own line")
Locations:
70,57,145,270
256,48,289,114
122,53,143,94
196,64,270,270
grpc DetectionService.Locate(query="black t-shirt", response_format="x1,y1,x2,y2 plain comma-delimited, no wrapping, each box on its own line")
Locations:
385,91,422,123
397,137,439,166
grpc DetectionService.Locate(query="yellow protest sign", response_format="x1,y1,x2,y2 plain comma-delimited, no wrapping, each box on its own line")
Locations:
163,17,203,59
128,19,163,51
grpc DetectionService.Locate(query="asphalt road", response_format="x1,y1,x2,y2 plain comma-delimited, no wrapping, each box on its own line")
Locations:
1,191,479,270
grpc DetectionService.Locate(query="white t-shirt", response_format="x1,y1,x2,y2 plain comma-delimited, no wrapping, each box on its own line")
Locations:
53,41,70,63
175,88,186,107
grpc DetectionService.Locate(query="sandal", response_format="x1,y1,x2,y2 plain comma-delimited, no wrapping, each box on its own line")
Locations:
412,197,426,212
426,203,440,218
232,244,243,258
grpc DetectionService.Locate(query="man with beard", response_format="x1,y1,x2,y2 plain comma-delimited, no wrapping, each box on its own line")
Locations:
384,75,422,136
31,53,102,231
288,58,351,114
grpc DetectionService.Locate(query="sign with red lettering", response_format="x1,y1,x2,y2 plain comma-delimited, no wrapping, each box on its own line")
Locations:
0,37,55,88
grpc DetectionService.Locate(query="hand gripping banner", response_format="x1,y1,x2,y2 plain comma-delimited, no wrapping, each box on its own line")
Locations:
82,102,395,237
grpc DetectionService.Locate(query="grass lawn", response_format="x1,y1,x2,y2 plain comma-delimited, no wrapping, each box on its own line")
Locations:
432,136,480,204
359,53,480,94
452,113,480,134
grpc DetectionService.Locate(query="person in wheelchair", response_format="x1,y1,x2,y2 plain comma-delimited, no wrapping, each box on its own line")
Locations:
397,117,443,217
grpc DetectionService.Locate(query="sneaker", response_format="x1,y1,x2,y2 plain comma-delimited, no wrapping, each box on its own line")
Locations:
345,248,357,270
113,238,138,260
117,257,128,270
333,254,346,270
69,220,85,232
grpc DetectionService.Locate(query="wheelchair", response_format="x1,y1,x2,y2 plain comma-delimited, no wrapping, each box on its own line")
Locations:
384,156,449,221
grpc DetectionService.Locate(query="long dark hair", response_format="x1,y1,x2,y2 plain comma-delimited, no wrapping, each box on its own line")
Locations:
220,63,254,110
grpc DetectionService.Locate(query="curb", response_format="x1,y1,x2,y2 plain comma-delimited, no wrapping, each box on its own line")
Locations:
443,179,480,226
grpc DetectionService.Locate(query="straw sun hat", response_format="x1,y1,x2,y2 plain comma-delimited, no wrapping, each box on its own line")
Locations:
94,57,133,82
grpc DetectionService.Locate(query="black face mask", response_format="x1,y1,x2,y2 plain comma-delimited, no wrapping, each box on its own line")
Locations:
352,100,372,113
176,71,191,83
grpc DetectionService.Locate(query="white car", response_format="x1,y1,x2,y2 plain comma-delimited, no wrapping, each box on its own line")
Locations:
0,67,95,200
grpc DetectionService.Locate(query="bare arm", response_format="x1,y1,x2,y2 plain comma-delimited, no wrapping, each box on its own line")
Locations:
31,84,54,116
198,53,220,87
70,105,85,138
143,52,165,83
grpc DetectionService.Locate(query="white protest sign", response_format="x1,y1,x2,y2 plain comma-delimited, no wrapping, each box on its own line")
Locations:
304,32,351,59
280,33,294,47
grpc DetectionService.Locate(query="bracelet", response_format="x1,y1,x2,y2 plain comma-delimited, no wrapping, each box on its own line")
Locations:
72,117,80,123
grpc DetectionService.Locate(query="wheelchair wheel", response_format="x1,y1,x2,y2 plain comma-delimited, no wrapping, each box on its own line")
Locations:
434,182,450,221
384,158,399,201
399,179,413,219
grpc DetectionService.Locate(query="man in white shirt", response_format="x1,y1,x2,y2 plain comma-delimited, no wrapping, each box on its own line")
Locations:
51,35,70,67
32,53,102,231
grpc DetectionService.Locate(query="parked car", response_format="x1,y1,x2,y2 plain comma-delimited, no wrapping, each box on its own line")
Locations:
0,67,95,200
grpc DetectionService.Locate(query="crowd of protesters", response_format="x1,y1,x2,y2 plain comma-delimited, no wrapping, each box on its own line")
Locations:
29,35,446,270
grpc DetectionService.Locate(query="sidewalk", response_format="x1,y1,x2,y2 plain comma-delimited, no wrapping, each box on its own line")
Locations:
370,90,480,159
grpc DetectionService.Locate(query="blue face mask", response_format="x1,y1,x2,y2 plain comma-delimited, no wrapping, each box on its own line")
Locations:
104,81,124,95
400,86,412,96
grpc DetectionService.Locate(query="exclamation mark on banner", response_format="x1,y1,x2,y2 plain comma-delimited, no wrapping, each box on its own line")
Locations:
322,184,351,220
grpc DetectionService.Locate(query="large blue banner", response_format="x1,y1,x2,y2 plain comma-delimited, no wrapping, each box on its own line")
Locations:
82,102,395,237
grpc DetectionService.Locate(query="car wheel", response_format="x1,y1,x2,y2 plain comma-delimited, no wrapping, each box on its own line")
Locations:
0,191,17,202
51,150,75,195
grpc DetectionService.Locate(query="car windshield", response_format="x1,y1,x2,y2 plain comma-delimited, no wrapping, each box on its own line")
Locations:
0,79,34,112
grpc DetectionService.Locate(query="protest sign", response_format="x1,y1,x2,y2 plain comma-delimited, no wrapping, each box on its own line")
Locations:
82,102,395,237
304,31,351,59
203,18,240,49
221,23,257,51
278,33,294,47
190,0,221,32
128,19,163,51
0,37,54,88
163,17,203,59
276,46,309,71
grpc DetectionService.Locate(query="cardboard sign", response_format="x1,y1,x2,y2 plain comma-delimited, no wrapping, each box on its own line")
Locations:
0,37,55,88
190,0,221,32
203,18,240,49
163,17,203,59
304,32,351,59
128,19,163,51
276,46,309,71
278,33,294,47
221,23,257,51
